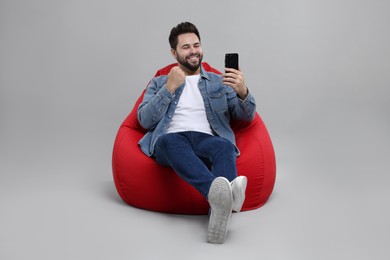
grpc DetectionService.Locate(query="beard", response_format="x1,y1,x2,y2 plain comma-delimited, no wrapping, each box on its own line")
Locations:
176,52,203,72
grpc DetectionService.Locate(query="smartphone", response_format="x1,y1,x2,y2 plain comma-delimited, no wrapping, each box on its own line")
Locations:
225,53,239,70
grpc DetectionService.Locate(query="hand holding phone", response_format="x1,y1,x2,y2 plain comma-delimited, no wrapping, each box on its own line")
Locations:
223,53,248,99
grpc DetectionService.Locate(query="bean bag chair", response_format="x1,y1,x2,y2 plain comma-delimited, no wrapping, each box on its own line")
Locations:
112,62,276,215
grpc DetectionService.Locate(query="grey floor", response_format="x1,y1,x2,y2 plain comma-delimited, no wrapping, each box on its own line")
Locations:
1,1,390,259
1,113,389,259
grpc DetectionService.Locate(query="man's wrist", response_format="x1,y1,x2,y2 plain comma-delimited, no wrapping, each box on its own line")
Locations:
238,87,249,100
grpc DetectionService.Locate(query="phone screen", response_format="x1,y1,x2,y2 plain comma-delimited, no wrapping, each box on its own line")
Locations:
225,53,239,70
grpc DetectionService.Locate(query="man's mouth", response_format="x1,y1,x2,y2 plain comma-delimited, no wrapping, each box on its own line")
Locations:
187,55,199,62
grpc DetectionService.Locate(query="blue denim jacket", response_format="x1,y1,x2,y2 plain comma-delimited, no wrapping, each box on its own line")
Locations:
137,65,256,157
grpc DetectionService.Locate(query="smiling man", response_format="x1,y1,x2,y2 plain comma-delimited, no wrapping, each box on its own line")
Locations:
137,22,256,244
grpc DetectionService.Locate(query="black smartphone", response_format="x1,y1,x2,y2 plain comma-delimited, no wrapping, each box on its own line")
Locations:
225,53,239,70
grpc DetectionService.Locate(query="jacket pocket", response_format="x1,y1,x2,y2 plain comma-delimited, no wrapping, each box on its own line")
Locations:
208,89,228,113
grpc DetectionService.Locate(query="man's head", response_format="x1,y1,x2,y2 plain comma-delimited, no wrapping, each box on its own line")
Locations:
169,22,201,49
169,22,203,73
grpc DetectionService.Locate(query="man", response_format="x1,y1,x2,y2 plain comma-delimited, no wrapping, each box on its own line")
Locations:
137,22,256,244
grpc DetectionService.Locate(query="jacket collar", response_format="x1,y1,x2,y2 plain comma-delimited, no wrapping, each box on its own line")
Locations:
200,65,211,81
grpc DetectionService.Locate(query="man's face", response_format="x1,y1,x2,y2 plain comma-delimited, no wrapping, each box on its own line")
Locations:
171,33,203,73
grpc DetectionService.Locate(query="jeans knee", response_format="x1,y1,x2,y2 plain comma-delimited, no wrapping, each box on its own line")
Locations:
217,138,235,152
210,138,236,159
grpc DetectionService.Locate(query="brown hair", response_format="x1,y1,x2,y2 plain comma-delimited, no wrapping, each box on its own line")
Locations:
168,22,201,50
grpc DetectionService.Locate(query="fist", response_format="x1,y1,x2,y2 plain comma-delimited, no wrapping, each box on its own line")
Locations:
166,66,186,93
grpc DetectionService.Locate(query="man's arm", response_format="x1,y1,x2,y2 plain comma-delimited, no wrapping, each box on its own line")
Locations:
137,67,186,130
223,68,256,121
226,87,256,121
137,78,174,130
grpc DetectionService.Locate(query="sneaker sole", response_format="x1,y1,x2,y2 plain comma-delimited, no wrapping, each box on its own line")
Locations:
208,177,233,244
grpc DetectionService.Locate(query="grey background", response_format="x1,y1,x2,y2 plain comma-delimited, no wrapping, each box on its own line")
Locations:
1,0,389,259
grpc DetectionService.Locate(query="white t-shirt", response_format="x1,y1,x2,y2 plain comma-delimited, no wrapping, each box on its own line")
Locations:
166,74,214,135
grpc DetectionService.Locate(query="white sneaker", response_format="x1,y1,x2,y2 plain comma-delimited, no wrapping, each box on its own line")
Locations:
207,177,233,244
231,176,248,213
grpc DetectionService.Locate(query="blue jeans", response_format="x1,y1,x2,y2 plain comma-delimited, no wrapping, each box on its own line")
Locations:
153,131,238,199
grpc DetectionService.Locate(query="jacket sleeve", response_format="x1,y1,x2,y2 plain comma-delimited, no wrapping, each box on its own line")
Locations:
226,87,256,121
137,78,174,130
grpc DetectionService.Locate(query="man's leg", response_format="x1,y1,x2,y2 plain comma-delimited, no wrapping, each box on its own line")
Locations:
191,133,239,243
193,133,247,212
154,132,242,244
193,133,238,181
153,132,215,199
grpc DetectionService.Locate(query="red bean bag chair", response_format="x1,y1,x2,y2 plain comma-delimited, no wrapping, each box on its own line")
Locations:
112,62,276,215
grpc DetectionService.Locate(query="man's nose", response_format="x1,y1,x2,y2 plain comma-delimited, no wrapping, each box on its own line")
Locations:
189,46,197,53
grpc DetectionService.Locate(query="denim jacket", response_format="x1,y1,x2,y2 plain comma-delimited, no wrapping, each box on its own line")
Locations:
137,65,256,157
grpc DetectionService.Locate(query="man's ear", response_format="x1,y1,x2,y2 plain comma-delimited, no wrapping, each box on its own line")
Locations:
170,48,177,59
